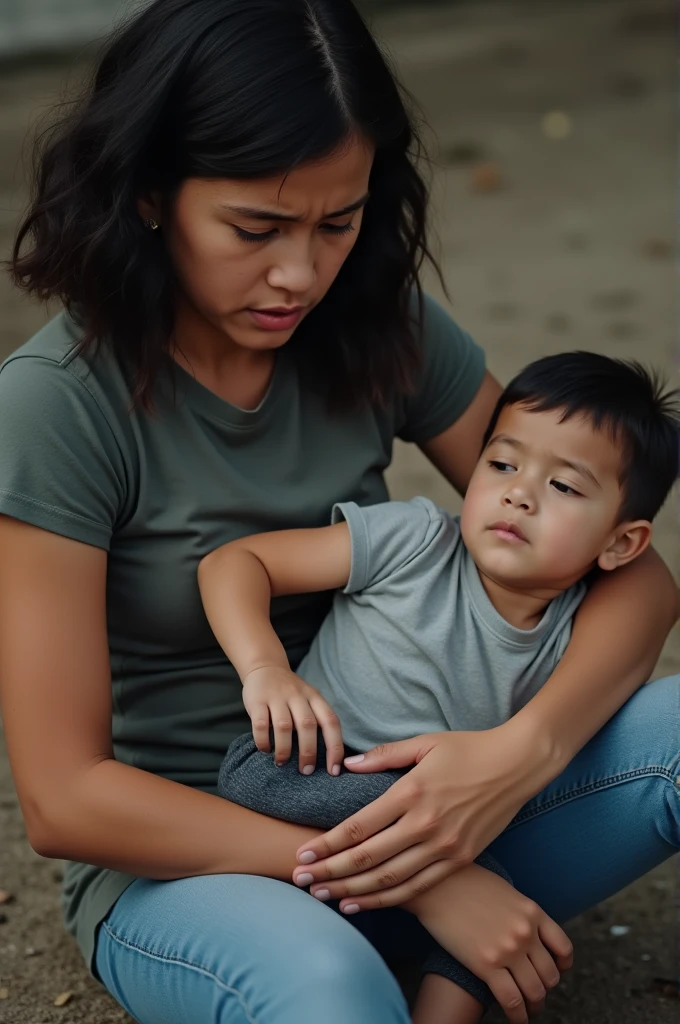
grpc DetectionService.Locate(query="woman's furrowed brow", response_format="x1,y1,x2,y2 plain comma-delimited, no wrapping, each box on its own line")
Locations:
220,192,371,222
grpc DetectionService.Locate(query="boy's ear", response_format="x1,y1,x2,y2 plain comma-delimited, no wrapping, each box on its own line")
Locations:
597,521,652,572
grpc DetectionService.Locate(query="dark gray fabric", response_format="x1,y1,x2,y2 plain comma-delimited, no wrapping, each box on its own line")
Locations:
220,732,515,1007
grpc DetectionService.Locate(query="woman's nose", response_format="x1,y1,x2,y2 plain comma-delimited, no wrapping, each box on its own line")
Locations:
266,243,316,295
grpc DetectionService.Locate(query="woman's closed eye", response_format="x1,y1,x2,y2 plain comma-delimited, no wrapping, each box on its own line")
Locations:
233,221,356,243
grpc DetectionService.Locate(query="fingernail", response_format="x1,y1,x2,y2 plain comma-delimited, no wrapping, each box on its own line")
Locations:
302,765,314,776
313,889,331,901
342,903,360,915
344,754,364,764
298,851,317,864
295,873,315,887
331,764,341,776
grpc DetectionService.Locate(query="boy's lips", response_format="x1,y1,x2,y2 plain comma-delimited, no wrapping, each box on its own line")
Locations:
489,520,528,543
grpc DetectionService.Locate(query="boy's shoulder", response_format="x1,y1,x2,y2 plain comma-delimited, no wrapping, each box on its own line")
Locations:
333,496,462,594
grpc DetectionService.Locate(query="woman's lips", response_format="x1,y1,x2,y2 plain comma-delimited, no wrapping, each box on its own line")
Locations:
247,307,304,331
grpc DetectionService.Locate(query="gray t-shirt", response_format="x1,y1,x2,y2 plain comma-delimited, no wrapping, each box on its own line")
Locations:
298,498,586,752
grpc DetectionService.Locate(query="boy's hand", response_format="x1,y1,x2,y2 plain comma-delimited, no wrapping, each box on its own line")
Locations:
242,666,345,775
406,864,572,1024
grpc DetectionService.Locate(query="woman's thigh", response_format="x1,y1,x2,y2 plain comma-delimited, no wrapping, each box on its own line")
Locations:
489,674,680,921
95,873,411,1024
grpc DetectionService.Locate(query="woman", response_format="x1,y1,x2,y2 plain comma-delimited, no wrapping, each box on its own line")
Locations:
1,2,677,1023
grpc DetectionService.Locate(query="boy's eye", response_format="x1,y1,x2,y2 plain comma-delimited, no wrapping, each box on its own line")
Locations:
551,480,581,496
489,460,515,473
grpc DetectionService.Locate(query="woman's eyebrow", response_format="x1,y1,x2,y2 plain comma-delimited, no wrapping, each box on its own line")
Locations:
220,192,371,222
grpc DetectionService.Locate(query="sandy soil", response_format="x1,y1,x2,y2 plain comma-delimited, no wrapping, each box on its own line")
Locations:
0,1,677,1021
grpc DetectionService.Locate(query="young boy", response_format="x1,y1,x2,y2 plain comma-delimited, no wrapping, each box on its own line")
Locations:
198,352,679,1024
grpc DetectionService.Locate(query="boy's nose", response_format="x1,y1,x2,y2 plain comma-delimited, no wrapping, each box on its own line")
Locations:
502,489,535,512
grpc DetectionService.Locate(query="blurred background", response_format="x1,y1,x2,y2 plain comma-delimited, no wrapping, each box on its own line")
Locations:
0,1,677,1022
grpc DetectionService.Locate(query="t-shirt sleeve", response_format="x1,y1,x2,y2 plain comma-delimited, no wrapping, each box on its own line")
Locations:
397,293,486,444
0,355,127,550
331,497,454,593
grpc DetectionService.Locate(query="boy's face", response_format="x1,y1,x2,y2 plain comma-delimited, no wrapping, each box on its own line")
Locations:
460,403,650,593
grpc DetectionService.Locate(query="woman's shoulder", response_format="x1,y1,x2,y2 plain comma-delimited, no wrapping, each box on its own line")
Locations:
0,307,133,428
393,292,486,445
1,311,126,403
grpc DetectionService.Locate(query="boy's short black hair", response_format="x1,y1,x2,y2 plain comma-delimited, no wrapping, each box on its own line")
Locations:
483,351,680,522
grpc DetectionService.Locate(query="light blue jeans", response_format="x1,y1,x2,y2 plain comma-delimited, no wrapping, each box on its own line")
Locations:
95,675,680,1024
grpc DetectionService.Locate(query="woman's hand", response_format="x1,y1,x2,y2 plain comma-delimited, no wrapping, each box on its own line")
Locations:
292,722,556,906
406,865,573,1024
243,666,344,775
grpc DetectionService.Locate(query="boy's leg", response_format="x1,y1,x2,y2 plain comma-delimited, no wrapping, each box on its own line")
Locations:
412,973,484,1024
220,732,505,1014
219,731,404,829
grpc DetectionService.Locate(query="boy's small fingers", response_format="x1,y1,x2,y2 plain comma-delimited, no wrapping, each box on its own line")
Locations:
251,706,271,752
488,972,528,1024
271,703,294,765
312,701,344,774
290,698,319,774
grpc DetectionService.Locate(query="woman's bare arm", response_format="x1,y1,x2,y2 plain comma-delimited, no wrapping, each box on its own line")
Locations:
0,516,319,875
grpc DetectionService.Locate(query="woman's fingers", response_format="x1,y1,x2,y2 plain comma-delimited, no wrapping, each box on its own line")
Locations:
309,841,435,904
486,970,529,1024
295,780,414,867
335,860,452,913
249,702,271,753
294,805,422,886
309,695,345,775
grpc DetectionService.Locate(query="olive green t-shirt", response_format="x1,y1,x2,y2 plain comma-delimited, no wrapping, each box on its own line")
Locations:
0,295,485,972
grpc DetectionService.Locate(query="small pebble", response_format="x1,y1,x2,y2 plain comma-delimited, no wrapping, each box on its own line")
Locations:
641,953,652,961
0,987,8,999
0,890,14,906
54,991,74,1007
470,162,503,193
24,946,41,957
610,925,631,936
541,111,573,140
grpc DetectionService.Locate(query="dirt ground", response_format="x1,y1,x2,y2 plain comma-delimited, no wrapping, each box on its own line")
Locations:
0,1,678,1022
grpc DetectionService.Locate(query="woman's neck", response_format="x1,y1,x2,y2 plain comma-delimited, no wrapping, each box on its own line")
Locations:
172,298,276,410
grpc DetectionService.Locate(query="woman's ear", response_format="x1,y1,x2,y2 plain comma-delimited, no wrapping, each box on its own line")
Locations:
136,192,163,227
597,521,652,572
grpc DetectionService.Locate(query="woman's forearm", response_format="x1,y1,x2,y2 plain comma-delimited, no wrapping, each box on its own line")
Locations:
511,547,678,790
32,755,319,878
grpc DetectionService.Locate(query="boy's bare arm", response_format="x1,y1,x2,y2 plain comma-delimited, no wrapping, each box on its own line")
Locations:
198,523,352,773
197,522,351,678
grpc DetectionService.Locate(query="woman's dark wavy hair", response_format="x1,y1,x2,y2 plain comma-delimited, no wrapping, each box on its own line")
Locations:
10,0,441,409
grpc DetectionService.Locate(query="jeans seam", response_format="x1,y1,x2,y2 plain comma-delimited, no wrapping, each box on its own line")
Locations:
100,921,260,1024
509,766,677,827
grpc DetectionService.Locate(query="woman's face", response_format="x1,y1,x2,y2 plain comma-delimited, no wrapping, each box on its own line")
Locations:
151,136,374,352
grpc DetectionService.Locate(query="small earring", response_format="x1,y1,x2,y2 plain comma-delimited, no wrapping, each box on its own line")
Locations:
144,218,160,231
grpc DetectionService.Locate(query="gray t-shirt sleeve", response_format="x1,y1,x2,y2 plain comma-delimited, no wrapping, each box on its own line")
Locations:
0,355,126,550
332,497,456,593
398,293,487,444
